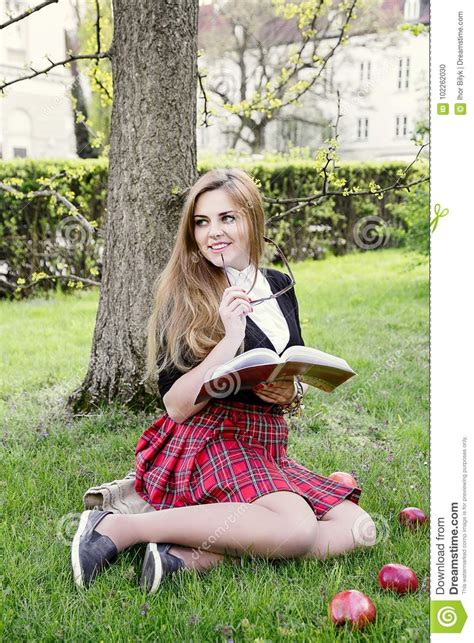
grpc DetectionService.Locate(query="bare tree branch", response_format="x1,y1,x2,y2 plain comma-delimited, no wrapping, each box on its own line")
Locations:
270,0,359,112
264,97,429,225
0,181,100,237
265,176,429,225
88,0,112,101
197,71,211,127
0,0,58,30
0,273,100,293
0,52,110,93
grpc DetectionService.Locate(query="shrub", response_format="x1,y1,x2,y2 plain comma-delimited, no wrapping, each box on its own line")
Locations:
0,155,429,298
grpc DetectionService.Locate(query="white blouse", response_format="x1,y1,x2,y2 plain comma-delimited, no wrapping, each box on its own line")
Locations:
224,262,290,354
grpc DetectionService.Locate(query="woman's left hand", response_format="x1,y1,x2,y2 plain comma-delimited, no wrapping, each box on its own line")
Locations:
252,377,296,405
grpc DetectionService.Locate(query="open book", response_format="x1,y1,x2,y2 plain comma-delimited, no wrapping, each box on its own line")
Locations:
193,345,356,404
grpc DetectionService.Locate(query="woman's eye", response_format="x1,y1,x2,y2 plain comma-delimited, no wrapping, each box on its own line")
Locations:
195,214,235,226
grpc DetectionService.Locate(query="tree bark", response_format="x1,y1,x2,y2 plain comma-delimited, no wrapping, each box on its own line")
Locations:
68,0,198,413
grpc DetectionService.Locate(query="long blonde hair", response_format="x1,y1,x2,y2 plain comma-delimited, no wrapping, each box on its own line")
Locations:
145,168,266,386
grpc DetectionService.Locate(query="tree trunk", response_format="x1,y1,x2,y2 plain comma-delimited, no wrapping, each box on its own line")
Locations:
64,29,99,159
68,0,198,413
250,121,266,153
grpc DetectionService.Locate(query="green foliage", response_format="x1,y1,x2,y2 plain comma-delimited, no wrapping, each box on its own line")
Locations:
0,250,429,640
200,152,429,260
200,0,367,151
76,0,113,150
399,22,429,37
0,155,428,299
385,180,429,255
0,159,108,299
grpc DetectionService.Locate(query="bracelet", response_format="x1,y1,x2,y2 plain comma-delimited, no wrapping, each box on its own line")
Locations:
282,375,305,418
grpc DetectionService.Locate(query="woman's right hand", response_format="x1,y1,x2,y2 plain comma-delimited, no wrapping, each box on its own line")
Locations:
219,286,253,340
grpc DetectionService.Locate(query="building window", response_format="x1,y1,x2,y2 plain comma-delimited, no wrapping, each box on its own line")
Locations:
395,115,408,137
357,117,369,140
5,1,28,53
7,47,26,63
359,60,371,83
404,0,420,20
398,57,410,90
13,147,27,158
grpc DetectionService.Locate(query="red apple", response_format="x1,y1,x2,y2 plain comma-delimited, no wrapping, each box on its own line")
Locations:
329,471,358,487
329,590,376,629
399,507,427,529
378,564,418,594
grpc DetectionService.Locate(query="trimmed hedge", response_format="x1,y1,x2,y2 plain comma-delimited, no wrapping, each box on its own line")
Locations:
0,157,428,298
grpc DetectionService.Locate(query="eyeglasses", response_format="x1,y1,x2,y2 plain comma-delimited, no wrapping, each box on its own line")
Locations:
221,235,296,307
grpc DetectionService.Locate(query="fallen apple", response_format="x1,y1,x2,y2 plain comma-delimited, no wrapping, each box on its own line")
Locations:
329,590,376,629
378,563,418,594
329,471,358,487
399,507,427,529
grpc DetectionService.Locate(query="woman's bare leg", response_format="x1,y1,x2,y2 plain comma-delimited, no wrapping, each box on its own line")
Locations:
94,491,318,562
301,500,377,560
167,545,224,572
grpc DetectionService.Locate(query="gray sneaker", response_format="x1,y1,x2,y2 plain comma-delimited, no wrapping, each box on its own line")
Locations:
71,510,118,588
140,543,186,593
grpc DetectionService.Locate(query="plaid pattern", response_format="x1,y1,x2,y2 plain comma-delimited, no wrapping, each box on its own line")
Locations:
135,400,361,519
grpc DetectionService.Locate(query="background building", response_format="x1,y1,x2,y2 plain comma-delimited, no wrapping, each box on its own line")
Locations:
0,0,76,159
197,0,429,161
0,0,429,162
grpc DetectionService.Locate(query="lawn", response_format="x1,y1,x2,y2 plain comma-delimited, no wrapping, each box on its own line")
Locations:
0,248,429,641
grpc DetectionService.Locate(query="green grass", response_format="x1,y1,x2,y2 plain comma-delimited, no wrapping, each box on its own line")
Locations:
0,248,429,641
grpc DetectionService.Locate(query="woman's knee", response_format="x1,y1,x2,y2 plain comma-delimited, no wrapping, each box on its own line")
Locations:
275,498,319,557
252,491,318,557
352,508,377,548
324,501,377,549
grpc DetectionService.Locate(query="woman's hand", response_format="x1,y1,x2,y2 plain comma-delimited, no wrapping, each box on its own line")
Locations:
252,377,296,405
220,286,253,341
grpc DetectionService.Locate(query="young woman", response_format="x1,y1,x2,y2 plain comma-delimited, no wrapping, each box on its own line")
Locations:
71,168,376,593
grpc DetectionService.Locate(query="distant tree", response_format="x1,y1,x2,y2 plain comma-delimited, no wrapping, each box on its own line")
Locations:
74,0,113,152
64,27,99,158
0,0,428,413
198,0,396,152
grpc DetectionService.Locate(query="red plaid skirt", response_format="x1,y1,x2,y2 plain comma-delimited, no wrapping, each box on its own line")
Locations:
134,399,361,518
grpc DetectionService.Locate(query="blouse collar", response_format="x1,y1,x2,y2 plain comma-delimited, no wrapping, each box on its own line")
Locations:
224,262,257,285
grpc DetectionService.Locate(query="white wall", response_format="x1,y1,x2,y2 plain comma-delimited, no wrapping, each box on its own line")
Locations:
0,0,76,159
197,15,429,162
325,29,429,160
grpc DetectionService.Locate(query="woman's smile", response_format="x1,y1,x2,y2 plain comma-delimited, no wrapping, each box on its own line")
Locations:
209,242,232,253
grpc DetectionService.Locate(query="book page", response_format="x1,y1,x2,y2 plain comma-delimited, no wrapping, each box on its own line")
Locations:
211,347,280,379
280,345,353,371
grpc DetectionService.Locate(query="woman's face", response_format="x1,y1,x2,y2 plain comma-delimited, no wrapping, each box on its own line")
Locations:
193,188,251,271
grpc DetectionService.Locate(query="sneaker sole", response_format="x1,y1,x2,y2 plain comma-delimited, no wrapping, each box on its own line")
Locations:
71,510,92,588
140,543,163,594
